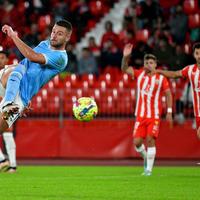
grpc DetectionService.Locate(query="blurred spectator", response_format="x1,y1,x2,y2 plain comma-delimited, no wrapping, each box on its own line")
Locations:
53,0,69,21
23,24,40,48
100,20,120,49
130,41,152,68
138,0,162,29
87,36,101,58
100,39,122,69
123,0,138,31
66,43,78,74
168,5,188,44
121,30,136,47
190,28,200,43
170,45,189,71
175,81,193,124
153,37,174,68
87,36,101,66
78,47,98,75
70,0,91,41
119,21,136,48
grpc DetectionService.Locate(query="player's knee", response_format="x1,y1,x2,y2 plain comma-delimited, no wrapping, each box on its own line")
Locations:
15,64,26,75
146,136,155,147
134,138,143,148
10,64,26,80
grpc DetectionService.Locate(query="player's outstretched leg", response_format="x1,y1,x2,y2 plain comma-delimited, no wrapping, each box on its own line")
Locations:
135,144,147,171
3,132,17,173
145,136,156,176
2,64,25,119
0,148,9,172
134,138,147,174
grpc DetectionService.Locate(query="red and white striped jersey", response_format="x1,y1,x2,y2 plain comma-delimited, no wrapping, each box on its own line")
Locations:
181,64,200,117
133,69,170,119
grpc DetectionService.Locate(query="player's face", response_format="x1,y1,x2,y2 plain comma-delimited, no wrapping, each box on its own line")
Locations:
50,24,71,48
143,59,156,72
194,48,200,65
0,53,8,68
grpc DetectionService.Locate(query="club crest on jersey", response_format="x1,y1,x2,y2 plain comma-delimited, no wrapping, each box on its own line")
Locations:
195,87,200,92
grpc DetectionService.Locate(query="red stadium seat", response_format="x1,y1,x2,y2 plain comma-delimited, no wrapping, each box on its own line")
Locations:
103,66,121,79
183,0,199,15
116,73,132,87
188,14,200,29
81,74,97,88
53,75,63,88
136,29,149,43
64,74,81,88
99,74,112,87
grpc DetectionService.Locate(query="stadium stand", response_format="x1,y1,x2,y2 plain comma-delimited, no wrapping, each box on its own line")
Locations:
0,0,199,120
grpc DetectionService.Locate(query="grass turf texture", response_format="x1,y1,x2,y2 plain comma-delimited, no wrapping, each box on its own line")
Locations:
0,166,200,200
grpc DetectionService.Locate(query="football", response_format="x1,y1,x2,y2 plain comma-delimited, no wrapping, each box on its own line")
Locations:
73,97,98,121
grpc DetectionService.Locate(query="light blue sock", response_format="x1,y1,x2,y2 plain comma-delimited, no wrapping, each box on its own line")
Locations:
4,64,26,103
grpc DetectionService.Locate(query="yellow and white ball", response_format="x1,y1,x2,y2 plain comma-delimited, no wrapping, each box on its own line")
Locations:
73,97,98,121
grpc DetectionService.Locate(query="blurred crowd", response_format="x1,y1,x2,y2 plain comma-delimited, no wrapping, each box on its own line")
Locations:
0,0,199,73
0,0,199,121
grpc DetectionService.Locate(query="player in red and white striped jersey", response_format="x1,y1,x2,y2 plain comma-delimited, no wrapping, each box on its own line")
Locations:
151,42,200,140
121,43,173,176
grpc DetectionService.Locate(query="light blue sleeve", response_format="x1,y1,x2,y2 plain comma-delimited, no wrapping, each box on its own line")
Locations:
42,51,68,71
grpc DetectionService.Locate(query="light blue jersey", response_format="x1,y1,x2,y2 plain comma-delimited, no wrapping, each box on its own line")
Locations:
18,40,68,106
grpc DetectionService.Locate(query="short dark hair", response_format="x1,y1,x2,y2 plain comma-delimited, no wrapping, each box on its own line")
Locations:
144,54,157,62
56,19,72,32
193,42,200,52
0,50,9,57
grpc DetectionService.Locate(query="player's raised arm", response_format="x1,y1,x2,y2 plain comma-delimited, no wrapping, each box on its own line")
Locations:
164,88,173,128
121,43,134,78
156,69,182,79
2,25,46,64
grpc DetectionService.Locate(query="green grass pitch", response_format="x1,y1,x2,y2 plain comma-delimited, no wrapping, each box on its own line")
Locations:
0,166,200,200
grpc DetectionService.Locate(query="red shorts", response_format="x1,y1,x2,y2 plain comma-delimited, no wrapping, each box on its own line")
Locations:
133,117,160,139
196,117,200,130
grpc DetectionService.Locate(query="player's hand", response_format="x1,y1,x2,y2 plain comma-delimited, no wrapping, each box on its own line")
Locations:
21,102,33,117
2,25,17,38
166,112,173,129
123,43,133,57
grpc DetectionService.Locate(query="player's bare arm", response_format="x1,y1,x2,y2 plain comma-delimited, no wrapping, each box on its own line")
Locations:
164,88,173,128
156,69,182,79
121,43,134,78
2,25,46,64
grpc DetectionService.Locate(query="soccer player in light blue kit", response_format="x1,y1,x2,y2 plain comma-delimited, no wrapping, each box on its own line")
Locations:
0,19,72,133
